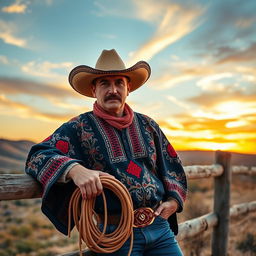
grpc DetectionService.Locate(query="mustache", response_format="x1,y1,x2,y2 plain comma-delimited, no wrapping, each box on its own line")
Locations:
104,94,121,102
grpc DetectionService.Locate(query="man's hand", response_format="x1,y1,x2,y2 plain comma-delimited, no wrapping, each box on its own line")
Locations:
67,164,114,200
154,199,179,219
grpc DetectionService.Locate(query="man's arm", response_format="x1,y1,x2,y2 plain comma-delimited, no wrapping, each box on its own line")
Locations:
66,164,114,200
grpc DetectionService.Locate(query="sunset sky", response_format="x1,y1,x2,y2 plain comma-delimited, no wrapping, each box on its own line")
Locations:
0,0,255,154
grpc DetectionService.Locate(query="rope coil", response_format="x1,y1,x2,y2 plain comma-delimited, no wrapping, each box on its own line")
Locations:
68,176,134,255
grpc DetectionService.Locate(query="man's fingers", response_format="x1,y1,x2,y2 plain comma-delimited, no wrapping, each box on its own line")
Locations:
99,171,114,177
84,184,92,199
90,179,101,197
154,205,163,216
95,178,103,196
80,186,87,200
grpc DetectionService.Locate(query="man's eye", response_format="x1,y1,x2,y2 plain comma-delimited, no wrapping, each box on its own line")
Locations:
100,81,108,86
116,79,124,85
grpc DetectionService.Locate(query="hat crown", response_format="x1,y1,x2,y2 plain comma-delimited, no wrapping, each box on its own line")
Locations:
95,49,126,71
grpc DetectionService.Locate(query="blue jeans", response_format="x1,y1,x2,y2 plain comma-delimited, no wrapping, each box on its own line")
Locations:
97,216,183,256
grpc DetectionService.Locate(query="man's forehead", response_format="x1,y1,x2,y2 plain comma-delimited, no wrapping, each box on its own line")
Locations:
96,75,129,82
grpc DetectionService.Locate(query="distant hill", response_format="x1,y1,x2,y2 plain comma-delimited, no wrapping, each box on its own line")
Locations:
0,138,255,173
177,150,256,166
0,139,34,173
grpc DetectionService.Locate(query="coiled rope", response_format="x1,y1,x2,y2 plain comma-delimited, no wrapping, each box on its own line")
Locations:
68,176,134,256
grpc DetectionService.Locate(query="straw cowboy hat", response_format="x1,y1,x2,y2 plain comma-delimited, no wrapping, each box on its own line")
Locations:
69,49,151,97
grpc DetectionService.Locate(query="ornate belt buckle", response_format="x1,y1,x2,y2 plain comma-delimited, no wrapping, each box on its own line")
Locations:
133,207,155,228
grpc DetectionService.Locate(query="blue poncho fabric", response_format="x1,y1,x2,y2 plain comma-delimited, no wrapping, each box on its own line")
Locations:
25,112,187,235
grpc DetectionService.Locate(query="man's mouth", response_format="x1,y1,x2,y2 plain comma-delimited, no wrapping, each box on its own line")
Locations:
105,95,121,102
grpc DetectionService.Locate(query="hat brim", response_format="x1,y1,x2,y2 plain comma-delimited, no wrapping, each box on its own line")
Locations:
68,61,151,97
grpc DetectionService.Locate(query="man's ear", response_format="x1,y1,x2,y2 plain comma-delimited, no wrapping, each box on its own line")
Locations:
91,84,96,97
127,82,131,96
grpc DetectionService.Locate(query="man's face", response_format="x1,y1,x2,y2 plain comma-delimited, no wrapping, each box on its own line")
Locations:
92,75,130,117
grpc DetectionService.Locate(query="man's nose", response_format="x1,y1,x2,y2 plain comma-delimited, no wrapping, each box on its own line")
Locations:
109,83,118,93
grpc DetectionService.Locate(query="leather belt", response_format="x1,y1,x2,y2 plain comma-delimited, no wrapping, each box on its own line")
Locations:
98,206,157,228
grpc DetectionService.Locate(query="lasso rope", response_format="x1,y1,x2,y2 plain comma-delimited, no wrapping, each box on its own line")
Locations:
68,176,134,256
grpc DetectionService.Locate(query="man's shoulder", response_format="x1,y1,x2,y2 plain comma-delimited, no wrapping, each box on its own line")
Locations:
66,111,93,124
134,112,159,128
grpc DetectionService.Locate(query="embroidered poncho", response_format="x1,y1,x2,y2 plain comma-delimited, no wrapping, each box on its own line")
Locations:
25,112,187,235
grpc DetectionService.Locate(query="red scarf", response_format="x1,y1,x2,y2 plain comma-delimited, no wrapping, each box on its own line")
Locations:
93,102,134,130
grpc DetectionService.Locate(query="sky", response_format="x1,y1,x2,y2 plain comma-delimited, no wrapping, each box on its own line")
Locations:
0,0,256,154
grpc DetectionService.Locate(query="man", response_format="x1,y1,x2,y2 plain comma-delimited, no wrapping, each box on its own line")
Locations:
25,49,187,255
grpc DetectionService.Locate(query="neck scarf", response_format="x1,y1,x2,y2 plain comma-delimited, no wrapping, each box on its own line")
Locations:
93,102,134,130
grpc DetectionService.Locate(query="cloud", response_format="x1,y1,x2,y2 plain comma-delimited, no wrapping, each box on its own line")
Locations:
93,0,204,63
21,61,74,81
235,17,256,29
1,0,28,13
0,77,79,99
128,1,204,63
167,95,190,110
196,73,234,91
0,20,27,47
0,94,79,122
0,55,9,65
216,42,256,64
187,89,256,109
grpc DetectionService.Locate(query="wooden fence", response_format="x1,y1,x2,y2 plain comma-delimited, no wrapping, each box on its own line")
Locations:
0,151,255,256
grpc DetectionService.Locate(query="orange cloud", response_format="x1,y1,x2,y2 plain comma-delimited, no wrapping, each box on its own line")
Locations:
2,0,28,13
217,42,256,64
0,77,80,99
128,2,204,63
0,20,27,47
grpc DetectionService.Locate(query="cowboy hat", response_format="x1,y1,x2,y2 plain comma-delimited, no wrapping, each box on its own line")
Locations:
68,49,151,97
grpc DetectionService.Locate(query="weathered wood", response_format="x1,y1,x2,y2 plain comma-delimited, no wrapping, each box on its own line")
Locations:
212,151,232,256
0,174,42,200
232,165,256,175
177,212,218,241
230,201,256,218
0,165,224,201
184,164,223,179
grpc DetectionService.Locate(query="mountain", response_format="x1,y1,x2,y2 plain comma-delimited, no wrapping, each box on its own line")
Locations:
177,150,256,167
0,138,255,173
0,139,34,173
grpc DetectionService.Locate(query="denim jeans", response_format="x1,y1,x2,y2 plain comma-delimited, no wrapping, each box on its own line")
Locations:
96,216,183,256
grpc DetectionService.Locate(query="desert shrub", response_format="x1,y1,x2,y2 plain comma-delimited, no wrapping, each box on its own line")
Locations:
5,217,13,223
13,200,29,207
15,240,42,253
10,225,32,238
188,180,210,193
37,251,56,256
0,238,11,249
12,217,23,224
0,203,9,209
236,233,256,254
0,248,16,256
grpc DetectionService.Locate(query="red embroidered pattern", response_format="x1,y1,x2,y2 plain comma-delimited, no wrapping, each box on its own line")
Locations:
127,117,146,158
126,161,142,178
167,143,177,158
164,179,186,202
56,140,69,154
40,156,71,186
92,114,126,163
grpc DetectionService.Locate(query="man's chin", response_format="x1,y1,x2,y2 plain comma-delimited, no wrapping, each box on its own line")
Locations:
104,103,124,116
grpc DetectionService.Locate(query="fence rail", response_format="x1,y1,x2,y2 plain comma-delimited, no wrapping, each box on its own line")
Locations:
0,151,255,256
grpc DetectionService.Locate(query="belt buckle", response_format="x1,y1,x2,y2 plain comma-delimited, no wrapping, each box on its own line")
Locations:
133,207,155,228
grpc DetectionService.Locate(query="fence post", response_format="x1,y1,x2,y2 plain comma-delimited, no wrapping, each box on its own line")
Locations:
211,151,232,256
